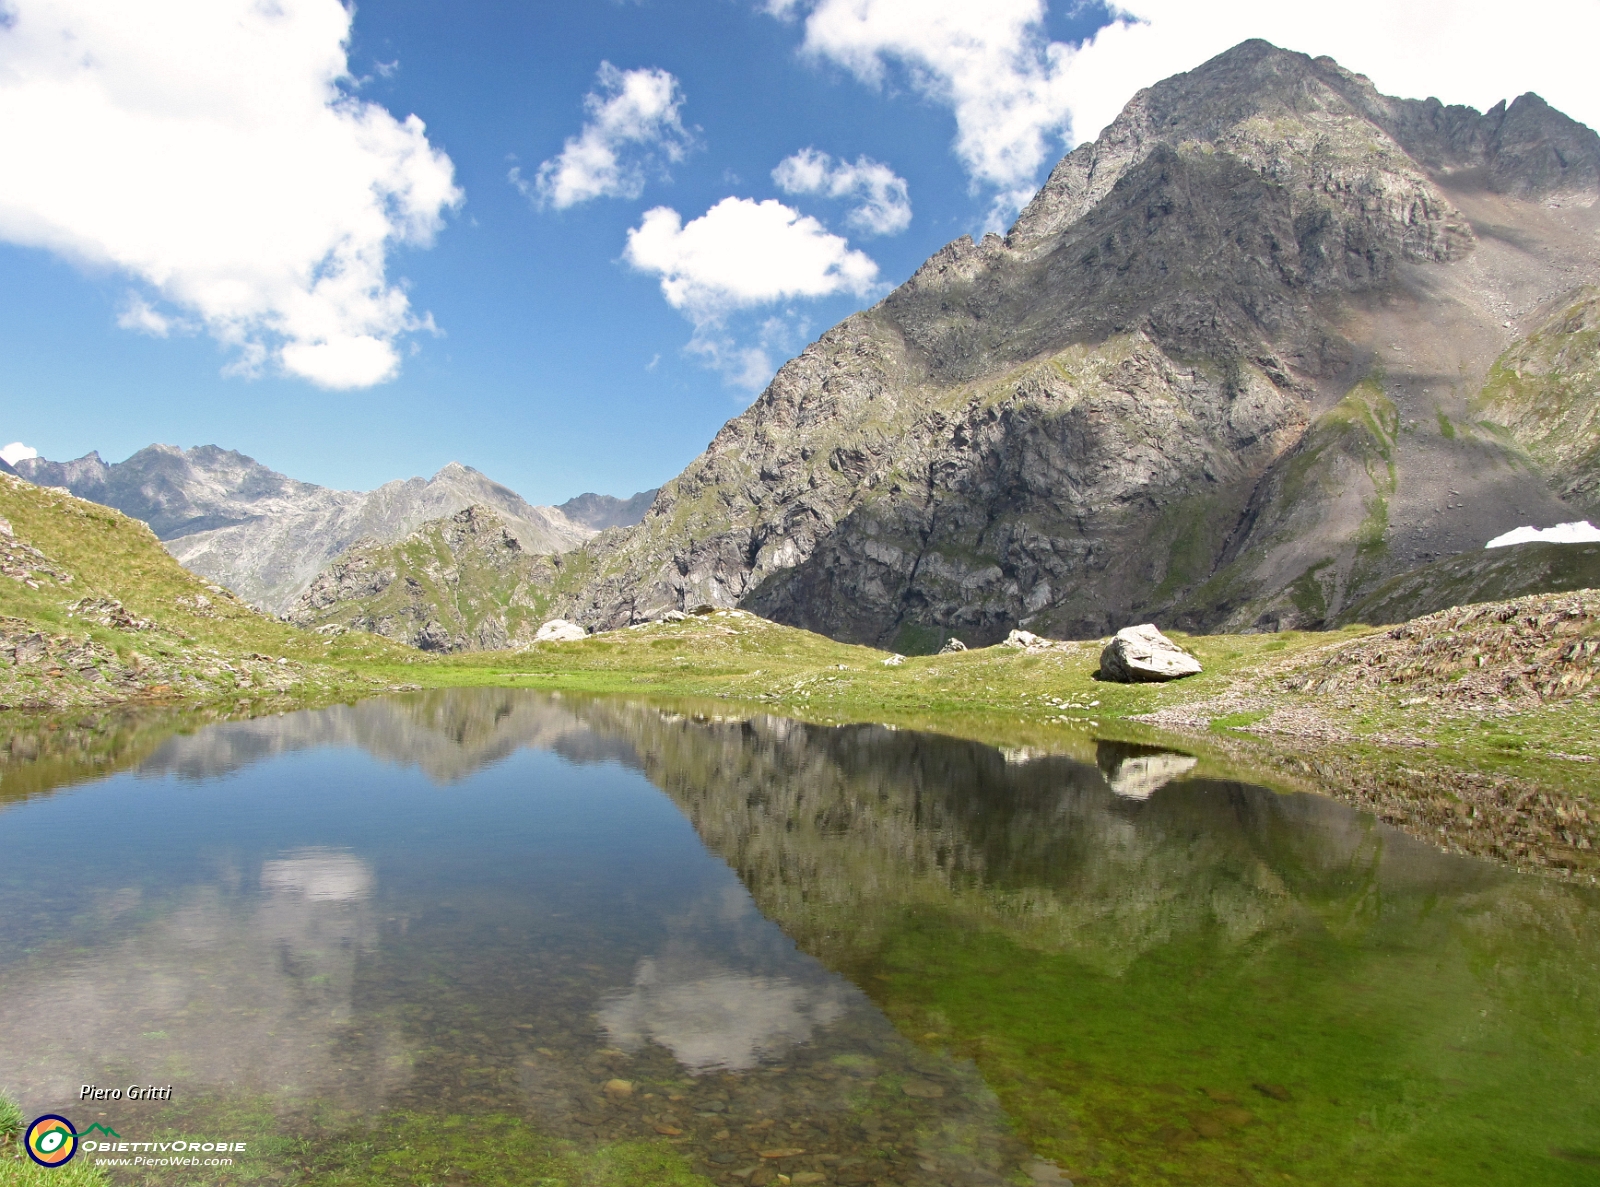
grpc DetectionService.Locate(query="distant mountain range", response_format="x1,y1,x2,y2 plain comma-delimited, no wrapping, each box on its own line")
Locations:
548,39,1600,649
16,445,653,613
558,489,660,532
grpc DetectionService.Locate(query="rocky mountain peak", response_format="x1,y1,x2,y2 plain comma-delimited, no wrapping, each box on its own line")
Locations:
1010,39,1597,258
555,39,1600,648
285,502,557,652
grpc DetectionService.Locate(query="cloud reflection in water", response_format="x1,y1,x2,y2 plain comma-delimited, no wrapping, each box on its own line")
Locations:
0,849,400,1111
599,950,850,1073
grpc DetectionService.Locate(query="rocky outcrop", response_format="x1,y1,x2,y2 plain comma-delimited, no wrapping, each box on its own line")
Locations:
1,512,72,588
554,39,1600,650
17,446,592,611
1284,590,1600,708
1099,625,1202,682
285,505,557,652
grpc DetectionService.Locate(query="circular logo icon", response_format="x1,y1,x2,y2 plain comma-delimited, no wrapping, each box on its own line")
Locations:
26,1114,79,1167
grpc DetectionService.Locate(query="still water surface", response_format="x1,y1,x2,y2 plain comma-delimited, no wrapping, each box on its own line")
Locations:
1,690,1596,1185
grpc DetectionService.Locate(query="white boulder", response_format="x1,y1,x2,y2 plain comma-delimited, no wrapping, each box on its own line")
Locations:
535,618,587,642
1099,624,1201,682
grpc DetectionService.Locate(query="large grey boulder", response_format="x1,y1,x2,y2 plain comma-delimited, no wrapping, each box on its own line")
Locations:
535,619,587,643
1099,624,1202,683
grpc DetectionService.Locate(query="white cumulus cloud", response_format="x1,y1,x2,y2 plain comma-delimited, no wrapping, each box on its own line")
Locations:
625,197,879,321
525,63,694,209
770,0,1600,227
0,0,462,389
776,0,1075,221
772,148,911,236
625,196,879,390
1,442,38,466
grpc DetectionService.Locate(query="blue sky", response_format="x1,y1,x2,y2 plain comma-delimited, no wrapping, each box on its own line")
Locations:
2,1,1597,505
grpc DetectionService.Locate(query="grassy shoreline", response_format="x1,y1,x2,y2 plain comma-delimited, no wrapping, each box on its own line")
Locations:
2,473,1597,879
4,605,1597,881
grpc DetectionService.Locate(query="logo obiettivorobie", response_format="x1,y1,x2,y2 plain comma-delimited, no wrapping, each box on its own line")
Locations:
25,1115,119,1168
26,1115,78,1167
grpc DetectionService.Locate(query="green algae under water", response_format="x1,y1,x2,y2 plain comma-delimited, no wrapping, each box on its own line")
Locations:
1,690,1597,1187
872,909,1599,1185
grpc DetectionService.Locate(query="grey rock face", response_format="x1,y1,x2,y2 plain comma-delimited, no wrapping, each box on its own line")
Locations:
555,39,1600,647
19,446,592,611
1099,624,1203,683
558,489,660,531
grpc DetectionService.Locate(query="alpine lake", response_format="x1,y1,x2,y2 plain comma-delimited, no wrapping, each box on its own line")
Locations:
1,689,1596,1186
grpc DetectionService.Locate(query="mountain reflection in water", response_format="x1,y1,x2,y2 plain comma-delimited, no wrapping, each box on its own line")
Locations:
0,688,1595,1186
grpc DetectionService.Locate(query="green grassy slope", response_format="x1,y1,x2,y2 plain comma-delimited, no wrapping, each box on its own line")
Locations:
0,474,414,711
